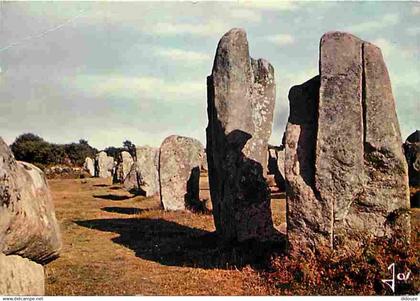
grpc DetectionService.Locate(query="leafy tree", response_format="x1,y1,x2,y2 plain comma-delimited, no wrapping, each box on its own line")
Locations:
11,133,51,164
104,146,123,161
123,140,136,159
10,133,98,167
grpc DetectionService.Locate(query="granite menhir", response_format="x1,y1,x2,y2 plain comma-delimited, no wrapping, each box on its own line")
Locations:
206,28,277,242
286,32,410,255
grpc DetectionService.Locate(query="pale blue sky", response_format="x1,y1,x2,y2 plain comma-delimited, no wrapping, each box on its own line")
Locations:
0,1,418,149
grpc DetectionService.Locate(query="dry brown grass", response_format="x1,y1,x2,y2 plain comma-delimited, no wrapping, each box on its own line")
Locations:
45,176,286,295
46,175,415,296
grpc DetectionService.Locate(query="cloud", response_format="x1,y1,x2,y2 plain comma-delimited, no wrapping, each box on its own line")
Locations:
69,75,205,102
406,26,420,36
345,13,400,33
147,20,229,37
239,0,301,11
264,34,295,46
154,47,211,63
372,38,417,60
230,8,262,22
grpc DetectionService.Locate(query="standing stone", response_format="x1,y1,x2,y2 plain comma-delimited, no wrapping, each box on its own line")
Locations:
95,151,114,178
83,157,95,177
124,146,159,197
113,151,134,184
159,135,203,211
267,146,286,191
0,253,44,295
206,28,276,242
285,76,333,253
123,162,142,194
403,130,420,187
136,146,160,196
286,32,410,255
200,151,208,172
0,138,62,263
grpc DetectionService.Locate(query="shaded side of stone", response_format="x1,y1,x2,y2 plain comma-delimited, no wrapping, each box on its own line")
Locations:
268,147,286,191
285,76,333,255
404,131,420,187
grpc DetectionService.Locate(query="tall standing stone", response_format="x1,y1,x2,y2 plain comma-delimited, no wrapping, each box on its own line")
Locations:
95,151,114,178
286,32,410,255
206,28,276,242
159,135,204,211
124,146,159,197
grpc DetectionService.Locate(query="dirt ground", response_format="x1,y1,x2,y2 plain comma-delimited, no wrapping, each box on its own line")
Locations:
45,174,286,295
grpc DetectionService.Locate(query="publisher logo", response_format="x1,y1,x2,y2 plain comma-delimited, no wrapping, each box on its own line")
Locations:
381,263,412,293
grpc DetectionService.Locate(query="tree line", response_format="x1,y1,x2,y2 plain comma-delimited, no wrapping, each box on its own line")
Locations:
10,133,136,168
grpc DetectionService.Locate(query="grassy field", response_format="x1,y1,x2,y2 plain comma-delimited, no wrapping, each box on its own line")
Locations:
44,175,418,295
45,175,286,295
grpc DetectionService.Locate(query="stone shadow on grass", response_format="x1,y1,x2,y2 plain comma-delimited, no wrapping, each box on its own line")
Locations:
101,207,145,215
93,194,134,201
75,217,286,269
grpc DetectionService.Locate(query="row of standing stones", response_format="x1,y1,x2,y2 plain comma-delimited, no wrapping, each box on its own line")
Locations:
84,135,207,211
1,28,419,295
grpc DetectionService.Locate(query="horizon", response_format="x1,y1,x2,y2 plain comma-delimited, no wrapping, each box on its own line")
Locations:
0,1,419,150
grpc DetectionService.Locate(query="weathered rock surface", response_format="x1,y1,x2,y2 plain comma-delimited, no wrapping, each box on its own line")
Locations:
403,130,420,187
286,32,410,255
83,157,95,177
113,151,134,184
206,28,276,242
124,146,159,196
124,161,140,193
285,76,332,253
159,135,204,211
95,151,114,178
0,138,62,263
0,253,44,296
267,146,285,191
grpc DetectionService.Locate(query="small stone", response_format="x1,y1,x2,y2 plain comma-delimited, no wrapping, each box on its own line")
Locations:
83,157,95,177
